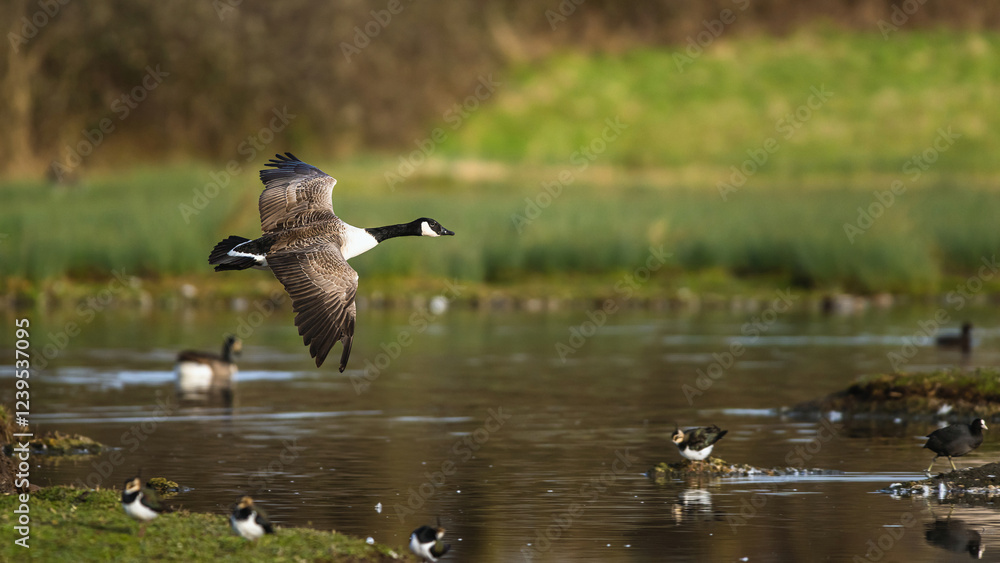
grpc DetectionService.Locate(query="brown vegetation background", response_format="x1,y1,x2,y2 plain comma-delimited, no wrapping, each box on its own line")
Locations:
2,0,997,177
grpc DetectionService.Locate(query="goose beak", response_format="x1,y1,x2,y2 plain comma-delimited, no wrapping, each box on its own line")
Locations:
441,227,455,236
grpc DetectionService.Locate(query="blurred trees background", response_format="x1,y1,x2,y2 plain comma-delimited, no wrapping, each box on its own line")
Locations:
2,0,998,178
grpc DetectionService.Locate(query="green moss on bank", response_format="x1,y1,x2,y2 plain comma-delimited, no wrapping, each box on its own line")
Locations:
0,487,411,562
794,368,1000,418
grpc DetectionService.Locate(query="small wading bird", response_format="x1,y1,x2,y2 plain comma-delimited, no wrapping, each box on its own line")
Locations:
409,523,451,562
672,424,728,461
174,335,241,397
230,496,274,540
209,153,454,372
121,477,165,537
924,419,987,473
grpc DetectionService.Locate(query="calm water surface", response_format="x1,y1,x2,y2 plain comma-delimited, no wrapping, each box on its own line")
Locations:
5,300,1000,562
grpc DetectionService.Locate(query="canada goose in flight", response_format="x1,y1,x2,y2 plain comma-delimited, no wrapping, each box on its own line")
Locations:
174,335,241,396
209,153,454,371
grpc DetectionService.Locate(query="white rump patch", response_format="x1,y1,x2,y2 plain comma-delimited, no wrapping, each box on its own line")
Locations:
228,243,268,267
420,221,440,237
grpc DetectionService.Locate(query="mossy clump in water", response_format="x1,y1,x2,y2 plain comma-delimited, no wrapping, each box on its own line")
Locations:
0,403,104,456
792,368,1000,419
648,456,836,482
145,477,182,497
3,430,105,456
881,461,1000,500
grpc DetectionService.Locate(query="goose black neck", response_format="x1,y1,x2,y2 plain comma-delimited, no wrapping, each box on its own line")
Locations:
222,338,237,363
365,220,421,243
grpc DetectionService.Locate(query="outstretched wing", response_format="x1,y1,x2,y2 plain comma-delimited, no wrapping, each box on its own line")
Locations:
268,245,357,371
258,153,338,233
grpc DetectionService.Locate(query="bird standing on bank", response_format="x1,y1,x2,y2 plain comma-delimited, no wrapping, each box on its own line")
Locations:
230,496,275,540
672,424,728,461
409,524,451,562
209,153,454,372
121,477,164,537
924,419,987,472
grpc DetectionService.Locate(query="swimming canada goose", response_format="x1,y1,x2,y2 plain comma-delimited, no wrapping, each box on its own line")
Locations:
409,524,451,562
121,477,164,536
936,322,973,355
208,153,454,372
230,496,274,540
671,424,728,461
174,335,241,395
924,419,987,472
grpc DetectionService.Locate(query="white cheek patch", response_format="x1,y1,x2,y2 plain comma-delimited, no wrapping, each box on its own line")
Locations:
421,221,440,237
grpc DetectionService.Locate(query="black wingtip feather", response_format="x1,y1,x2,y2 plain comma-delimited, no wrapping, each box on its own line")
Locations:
313,343,328,367
209,235,251,265
339,336,353,373
265,152,300,168
209,235,257,271
260,152,313,186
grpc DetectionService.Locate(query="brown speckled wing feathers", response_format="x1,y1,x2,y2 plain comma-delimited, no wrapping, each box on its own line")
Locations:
258,153,338,233
267,246,357,371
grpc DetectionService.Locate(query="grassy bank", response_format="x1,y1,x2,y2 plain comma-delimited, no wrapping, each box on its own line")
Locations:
0,487,409,562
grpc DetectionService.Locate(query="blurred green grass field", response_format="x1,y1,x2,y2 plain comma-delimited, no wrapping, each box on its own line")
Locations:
440,29,1000,179
3,30,1000,297
3,166,999,296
